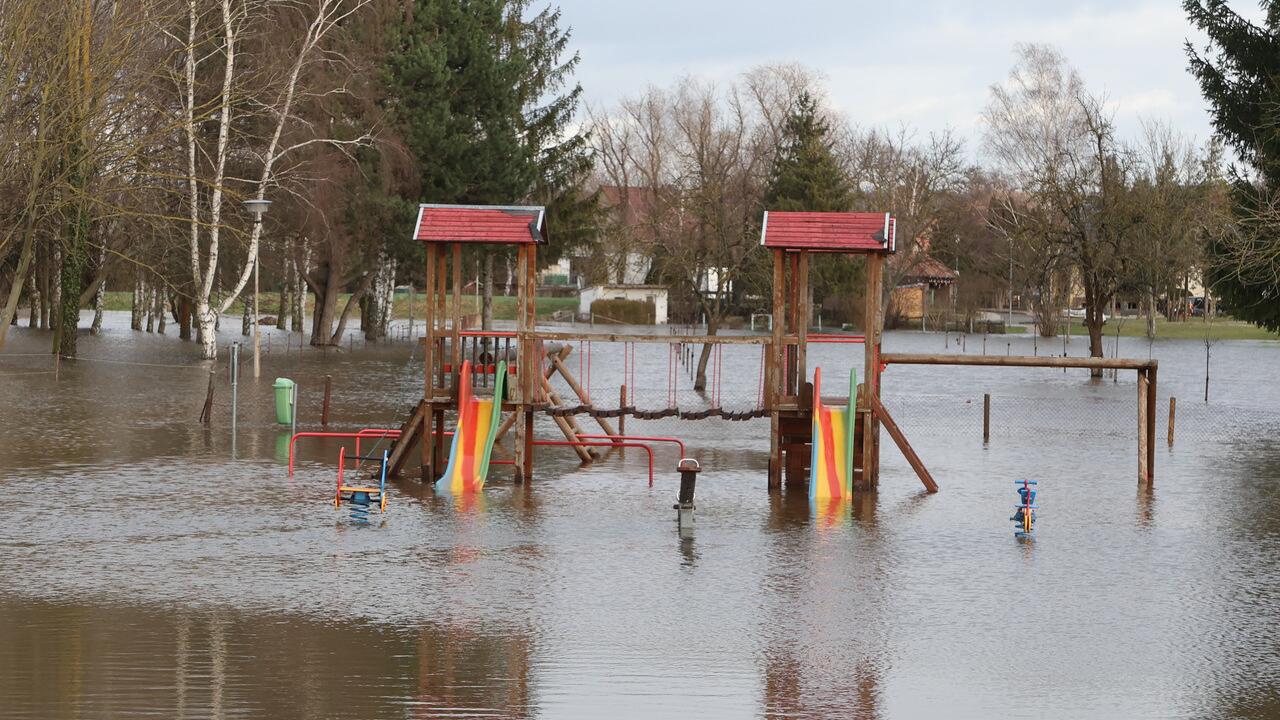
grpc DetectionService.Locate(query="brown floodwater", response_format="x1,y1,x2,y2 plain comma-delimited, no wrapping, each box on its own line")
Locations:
1,312,1278,719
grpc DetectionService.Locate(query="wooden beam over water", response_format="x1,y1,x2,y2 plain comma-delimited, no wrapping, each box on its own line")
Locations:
882,353,1157,371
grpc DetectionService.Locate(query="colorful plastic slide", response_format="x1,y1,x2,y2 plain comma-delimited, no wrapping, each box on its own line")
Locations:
809,368,857,502
435,360,507,495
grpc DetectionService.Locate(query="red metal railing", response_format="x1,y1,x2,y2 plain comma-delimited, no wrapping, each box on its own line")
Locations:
532,440,656,486
808,333,866,344
574,434,686,458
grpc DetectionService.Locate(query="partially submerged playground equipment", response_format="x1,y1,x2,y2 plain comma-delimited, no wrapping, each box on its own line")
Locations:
379,204,1160,495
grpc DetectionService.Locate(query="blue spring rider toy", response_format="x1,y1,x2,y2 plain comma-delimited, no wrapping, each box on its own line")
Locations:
1011,479,1038,538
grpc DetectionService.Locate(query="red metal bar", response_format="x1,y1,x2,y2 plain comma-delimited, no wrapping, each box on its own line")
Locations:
808,334,867,344
533,440,656,486
289,430,450,475
576,434,686,458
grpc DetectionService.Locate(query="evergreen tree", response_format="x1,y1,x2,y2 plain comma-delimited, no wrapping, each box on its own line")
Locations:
384,0,597,269
1184,0,1280,331
765,92,852,212
763,91,857,322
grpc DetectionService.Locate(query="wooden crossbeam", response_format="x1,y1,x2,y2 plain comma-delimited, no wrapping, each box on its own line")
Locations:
868,393,939,493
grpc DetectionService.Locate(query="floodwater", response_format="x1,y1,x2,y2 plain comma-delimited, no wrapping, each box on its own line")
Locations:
1,313,1278,719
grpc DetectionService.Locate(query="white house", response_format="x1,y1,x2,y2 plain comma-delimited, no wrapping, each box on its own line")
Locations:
579,284,669,324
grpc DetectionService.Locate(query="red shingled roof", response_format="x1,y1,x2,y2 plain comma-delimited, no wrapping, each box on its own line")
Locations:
760,211,895,253
413,204,546,245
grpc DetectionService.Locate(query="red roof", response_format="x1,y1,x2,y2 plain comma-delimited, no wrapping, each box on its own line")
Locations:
413,204,546,245
760,211,895,253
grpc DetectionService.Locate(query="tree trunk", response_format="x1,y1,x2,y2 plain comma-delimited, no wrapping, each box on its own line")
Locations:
90,242,106,336
155,288,167,335
131,272,144,330
145,285,156,333
1084,285,1106,378
28,272,39,328
1144,286,1156,340
277,249,290,332
331,272,372,346
178,296,192,340
293,241,308,334
482,252,494,330
240,288,251,336
0,227,37,348
694,314,720,391
309,262,340,347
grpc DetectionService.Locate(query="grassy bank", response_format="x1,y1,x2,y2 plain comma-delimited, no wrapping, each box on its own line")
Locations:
1057,318,1278,341
100,291,578,321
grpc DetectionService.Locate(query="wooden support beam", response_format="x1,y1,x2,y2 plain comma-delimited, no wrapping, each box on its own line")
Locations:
530,331,772,345
548,349,619,437
1168,396,1176,448
868,393,939,493
882,352,1158,371
768,248,785,490
539,374,594,462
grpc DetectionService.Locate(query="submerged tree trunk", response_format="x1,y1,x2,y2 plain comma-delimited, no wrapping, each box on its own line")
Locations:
1084,285,1106,378
0,228,37,348
131,272,145,330
155,288,167,335
482,252,494,331
90,242,106,336
28,272,39,328
178,296,192,341
332,272,373,346
693,314,720,392
364,249,395,341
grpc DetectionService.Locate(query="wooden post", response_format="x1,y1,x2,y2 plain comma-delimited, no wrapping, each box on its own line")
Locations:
421,244,438,481
1138,369,1150,486
862,252,883,488
1146,366,1157,485
539,374,593,462
983,392,990,444
321,374,332,426
796,250,810,391
1167,396,1176,448
450,243,463,396
619,384,627,437
768,248,786,490
199,371,215,425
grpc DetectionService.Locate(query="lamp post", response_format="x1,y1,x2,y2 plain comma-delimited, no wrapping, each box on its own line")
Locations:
244,198,271,378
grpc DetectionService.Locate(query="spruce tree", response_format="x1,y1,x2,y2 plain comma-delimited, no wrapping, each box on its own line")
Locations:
765,92,852,212
385,0,596,261
1184,0,1280,331
763,92,856,321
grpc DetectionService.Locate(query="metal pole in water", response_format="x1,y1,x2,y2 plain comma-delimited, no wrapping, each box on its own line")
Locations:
230,342,239,457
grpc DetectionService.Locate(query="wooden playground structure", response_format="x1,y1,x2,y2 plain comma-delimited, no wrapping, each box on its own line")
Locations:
383,204,1159,493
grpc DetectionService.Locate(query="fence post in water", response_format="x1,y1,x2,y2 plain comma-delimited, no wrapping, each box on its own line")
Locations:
983,393,990,444
322,374,332,426
619,384,627,437
1168,396,1176,447
200,371,215,424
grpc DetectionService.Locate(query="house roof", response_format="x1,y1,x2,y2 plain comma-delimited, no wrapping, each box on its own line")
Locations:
760,211,895,253
412,204,546,245
902,254,958,283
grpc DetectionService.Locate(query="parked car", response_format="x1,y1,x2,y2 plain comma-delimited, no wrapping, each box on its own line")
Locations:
1061,307,1109,322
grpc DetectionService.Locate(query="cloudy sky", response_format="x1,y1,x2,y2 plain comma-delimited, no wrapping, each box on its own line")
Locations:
556,0,1258,158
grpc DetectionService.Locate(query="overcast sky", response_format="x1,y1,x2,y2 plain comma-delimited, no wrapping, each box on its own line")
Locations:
556,0,1259,159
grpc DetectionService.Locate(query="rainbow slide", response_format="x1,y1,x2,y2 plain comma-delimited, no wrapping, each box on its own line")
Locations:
809,368,857,502
435,360,507,495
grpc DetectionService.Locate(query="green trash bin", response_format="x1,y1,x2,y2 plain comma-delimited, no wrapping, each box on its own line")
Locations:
273,377,295,425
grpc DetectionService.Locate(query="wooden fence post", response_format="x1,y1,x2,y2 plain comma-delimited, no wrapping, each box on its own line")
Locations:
983,392,990,444
1168,396,1176,448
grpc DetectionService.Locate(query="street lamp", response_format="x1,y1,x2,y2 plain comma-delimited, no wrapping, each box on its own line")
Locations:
244,198,271,378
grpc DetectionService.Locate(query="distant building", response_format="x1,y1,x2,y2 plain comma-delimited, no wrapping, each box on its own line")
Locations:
889,254,957,322
579,284,669,324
